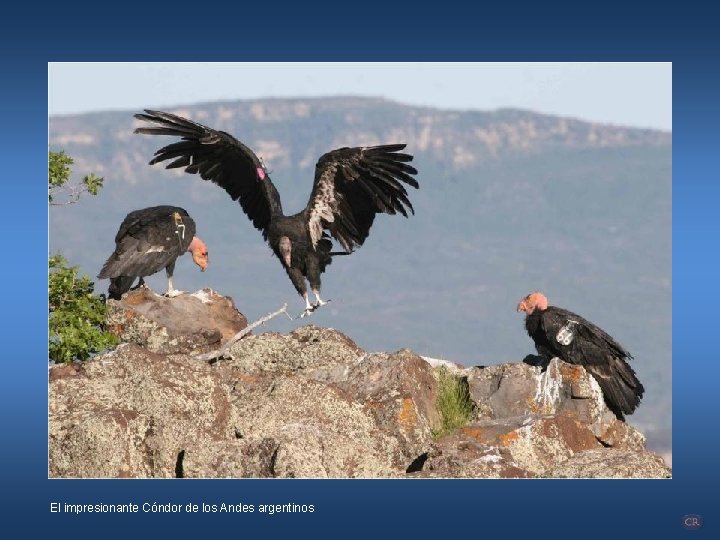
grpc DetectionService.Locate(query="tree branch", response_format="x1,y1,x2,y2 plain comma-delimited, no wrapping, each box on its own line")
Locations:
49,183,88,206
196,303,291,363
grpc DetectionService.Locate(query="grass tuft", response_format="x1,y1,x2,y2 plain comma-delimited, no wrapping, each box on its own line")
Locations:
433,366,473,438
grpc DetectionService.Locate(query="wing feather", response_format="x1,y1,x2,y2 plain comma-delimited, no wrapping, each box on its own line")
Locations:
304,144,419,251
134,109,282,235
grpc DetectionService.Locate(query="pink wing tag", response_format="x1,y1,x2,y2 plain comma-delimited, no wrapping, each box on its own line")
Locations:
257,167,266,180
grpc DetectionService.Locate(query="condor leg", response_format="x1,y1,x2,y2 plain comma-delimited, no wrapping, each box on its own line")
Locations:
164,261,183,297
286,267,313,316
130,277,147,291
307,257,329,309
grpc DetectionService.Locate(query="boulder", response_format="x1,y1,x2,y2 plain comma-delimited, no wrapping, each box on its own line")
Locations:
104,287,248,354
547,448,672,478
408,430,535,478
467,359,647,451
48,289,671,479
50,318,441,478
49,343,238,478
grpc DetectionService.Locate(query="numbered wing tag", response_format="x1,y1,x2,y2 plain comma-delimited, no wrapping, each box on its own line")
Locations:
172,211,186,241
556,320,579,346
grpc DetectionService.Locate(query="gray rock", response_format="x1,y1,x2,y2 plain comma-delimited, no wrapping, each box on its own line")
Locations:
548,449,672,478
182,438,279,478
48,290,670,479
49,344,238,478
410,430,535,478
105,287,248,354
225,324,362,375
467,358,647,452
49,325,440,478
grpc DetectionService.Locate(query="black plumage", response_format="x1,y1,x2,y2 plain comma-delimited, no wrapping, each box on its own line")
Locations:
517,292,645,420
98,205,208,299
133,109,419,316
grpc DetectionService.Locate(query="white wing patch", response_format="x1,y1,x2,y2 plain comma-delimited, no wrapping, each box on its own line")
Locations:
556,320,579,346
308,165,338,248
145,245,166,254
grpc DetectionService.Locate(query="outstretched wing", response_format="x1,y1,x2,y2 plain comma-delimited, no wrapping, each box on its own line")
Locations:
134,110,282,236
98,206,195,279
304,144,419,252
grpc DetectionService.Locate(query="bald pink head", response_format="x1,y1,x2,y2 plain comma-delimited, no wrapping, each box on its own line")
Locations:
517,291,548,314
188,236,208,271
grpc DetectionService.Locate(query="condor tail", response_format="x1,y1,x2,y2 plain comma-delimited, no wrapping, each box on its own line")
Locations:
107,276,136,300
587,357,645,420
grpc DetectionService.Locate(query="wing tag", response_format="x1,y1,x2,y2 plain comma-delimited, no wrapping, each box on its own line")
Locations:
257,157,268,180
172,211,186,241
556,320,579,346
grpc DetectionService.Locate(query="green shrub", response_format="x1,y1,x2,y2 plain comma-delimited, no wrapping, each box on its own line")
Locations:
48,253,118,363
48,150,104,205
433,366,474,438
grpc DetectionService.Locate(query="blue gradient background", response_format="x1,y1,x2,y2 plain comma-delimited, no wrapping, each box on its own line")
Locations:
2,2,717,537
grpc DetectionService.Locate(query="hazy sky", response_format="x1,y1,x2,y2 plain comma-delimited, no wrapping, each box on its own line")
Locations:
48,62,671,130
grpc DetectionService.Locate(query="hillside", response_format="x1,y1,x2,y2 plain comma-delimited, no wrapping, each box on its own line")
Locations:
48,97,671,458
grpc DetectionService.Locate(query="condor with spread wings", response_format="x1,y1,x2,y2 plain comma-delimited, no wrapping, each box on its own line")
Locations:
517,291,645,420
134,109,419,317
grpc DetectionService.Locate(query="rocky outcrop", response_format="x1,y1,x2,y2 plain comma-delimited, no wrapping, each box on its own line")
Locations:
104,288,248,354
466,359,647,452
547,449,671,478
49,289,670,479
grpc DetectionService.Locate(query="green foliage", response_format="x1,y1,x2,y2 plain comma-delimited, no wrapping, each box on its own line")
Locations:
49,152,115,363
48,254,118,363
48,150,104,204
432,367,474,438
48,151,73,196
82,172,104,196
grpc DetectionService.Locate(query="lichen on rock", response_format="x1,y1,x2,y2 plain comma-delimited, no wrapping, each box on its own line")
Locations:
49,289,671,479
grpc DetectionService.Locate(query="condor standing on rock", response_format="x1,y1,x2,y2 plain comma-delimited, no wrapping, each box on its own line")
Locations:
517,291,644,420
98,205,209,300
134,109,419,317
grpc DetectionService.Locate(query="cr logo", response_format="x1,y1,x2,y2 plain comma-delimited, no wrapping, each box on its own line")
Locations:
682,515,703,530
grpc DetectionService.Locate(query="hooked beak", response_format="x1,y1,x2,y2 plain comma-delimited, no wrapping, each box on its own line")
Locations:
194,256,208,272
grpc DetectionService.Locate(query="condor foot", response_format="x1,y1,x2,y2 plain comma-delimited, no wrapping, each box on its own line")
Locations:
297,299,331,319
164,289,185,298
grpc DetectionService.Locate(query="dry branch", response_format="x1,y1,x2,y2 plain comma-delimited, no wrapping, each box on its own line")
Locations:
196,303,290,362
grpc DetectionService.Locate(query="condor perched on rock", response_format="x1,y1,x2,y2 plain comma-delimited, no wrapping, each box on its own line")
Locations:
517,291,644,420
134,109,419,317
98,205,208,300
